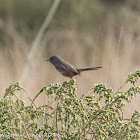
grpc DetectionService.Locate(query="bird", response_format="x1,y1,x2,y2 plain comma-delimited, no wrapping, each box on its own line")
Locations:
47,56,102,78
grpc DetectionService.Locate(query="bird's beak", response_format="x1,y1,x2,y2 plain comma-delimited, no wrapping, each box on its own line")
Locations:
46,59,50,61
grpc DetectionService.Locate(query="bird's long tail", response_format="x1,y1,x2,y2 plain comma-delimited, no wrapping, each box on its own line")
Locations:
77,66,102,73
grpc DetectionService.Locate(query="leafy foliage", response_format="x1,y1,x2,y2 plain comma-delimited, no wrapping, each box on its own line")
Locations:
0,70,140,139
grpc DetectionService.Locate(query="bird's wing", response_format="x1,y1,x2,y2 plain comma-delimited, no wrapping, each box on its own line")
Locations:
62,62,79,74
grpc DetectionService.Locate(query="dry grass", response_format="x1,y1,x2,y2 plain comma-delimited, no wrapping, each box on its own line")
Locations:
0,2,140,118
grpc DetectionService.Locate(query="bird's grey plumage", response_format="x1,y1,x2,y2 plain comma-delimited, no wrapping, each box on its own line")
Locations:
47,56,102,78
77,67,102,73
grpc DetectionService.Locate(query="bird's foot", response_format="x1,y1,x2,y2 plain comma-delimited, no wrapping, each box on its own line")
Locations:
62,81,68,87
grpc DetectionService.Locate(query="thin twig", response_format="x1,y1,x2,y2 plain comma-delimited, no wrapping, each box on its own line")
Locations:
31,91,42,105
21,0,61,81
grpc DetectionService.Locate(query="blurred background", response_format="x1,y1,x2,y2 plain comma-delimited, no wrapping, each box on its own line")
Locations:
0,0,140,117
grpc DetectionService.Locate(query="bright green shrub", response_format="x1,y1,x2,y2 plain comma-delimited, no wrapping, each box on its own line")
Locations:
0,70,140,140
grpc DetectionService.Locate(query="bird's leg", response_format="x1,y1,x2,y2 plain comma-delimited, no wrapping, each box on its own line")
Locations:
62,81,68,87
62,77,72,87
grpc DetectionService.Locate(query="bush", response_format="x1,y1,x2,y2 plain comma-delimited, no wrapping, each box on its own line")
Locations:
0,70,140,140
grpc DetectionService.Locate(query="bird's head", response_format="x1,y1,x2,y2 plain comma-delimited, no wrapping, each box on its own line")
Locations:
47,56,62,65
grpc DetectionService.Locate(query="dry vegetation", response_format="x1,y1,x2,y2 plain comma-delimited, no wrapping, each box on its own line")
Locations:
0,0,140,118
